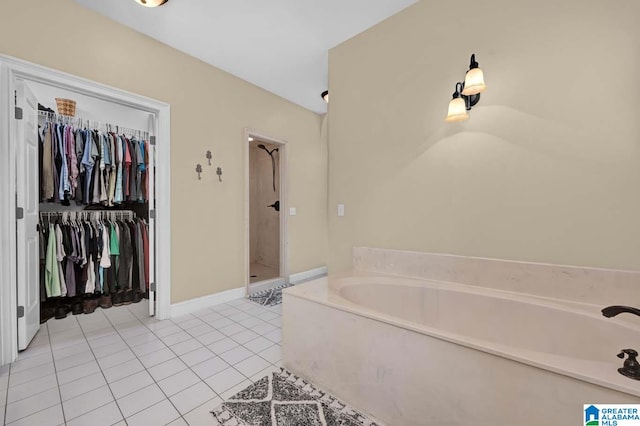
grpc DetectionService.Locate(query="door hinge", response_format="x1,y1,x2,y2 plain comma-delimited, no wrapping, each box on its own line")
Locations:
150,282,156,292
149,210,156,219
16,207,24,219
150,136,156,146
15,106,23,120
17,306,24,318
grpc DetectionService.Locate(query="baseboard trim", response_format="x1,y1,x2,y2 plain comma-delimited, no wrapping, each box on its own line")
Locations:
289,266,327,284
170,286,245,318
169,266,328,318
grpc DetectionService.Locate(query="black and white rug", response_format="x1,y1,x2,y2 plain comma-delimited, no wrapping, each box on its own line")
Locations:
247,283,293,307
212,368,382,426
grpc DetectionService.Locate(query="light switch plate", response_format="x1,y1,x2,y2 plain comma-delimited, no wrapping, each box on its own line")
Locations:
337,204,345,217
290,207,297,216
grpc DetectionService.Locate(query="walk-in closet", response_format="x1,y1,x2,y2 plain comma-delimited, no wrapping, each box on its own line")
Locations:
0,56,172,364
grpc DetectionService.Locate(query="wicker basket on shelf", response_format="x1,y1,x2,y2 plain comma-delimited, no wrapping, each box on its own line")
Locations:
55,98,77,117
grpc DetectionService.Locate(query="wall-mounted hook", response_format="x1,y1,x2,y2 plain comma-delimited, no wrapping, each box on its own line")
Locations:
206,150,212,166
196,164,202,180
216,167,223,182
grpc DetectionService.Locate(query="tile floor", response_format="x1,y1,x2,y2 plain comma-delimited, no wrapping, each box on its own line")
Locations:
1,298,283,426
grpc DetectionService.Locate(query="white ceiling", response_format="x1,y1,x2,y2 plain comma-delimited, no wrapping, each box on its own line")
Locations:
74,0,417,113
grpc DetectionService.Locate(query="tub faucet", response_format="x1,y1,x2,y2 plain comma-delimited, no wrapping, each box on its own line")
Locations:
601,305,640,318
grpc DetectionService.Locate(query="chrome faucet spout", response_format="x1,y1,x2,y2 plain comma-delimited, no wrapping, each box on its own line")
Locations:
602,305,640,318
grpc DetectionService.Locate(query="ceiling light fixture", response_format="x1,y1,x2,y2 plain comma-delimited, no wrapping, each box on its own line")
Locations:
445,54,486,122
248,137,254,141
321,90,329,103
134,0,169,7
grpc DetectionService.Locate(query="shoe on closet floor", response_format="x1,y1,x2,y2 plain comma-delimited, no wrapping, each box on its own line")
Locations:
112,291,124,306
99,294,113,309
122,290,133,305
54,306,70,320
132,291,143,304
40,308,55,324
71,302,84,315
83,298,99,314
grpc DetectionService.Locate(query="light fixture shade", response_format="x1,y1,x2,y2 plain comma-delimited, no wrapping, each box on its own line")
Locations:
445,98,469,122
134,0,168,7
461,67,486,95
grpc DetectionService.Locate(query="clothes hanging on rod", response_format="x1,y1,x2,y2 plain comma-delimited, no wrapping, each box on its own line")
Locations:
39,210,150,319
39,112,151,207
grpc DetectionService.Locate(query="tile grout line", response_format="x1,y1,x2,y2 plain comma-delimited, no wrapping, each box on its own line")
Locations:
47,320,67,425
172,302,283,399
100,305,187,424
3,360,12,425
74,309,128,424
3,324,66,424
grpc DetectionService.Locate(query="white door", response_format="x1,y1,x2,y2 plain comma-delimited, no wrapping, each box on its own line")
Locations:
147,123,156,316
16,80,40,350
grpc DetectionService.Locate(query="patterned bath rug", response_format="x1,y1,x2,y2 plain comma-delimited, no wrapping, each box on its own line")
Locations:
211,368,382,426
247,283,293,307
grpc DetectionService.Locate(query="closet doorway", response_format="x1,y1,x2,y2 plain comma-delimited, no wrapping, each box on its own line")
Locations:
244,130,288,294
0,55,171,366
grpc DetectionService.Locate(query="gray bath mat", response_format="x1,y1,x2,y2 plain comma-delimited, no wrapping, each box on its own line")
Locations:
211,368,382,426
247,283,293,307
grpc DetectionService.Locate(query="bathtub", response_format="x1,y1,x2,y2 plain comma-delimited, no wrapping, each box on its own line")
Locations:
282,272,640,426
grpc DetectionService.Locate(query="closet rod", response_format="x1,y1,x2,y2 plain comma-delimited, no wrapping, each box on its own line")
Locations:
38,110,150,139
39,210,136,221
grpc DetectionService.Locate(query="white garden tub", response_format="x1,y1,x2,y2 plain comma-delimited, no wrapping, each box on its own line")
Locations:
282,272,640,426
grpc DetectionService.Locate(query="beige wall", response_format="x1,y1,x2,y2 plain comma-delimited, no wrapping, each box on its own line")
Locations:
1,0,327,303
250,141,280,269
328,0,640,272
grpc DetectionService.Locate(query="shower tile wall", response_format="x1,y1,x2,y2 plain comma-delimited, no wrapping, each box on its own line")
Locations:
249,142,280,281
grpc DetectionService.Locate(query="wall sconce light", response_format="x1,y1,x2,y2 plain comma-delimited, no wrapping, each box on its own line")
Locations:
134,0,169,7
445,54,486,122
321,90,329,103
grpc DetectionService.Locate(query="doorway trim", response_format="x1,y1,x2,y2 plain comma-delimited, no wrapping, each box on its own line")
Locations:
0,54,172,366
243,128,289,295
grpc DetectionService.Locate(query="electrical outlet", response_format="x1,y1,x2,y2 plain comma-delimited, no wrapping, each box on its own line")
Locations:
290,207,297,216
337,204,345,217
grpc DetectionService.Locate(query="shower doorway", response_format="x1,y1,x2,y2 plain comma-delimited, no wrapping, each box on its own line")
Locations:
244,129,288,294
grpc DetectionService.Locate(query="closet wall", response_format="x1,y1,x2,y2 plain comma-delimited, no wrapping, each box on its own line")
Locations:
0,0,328,303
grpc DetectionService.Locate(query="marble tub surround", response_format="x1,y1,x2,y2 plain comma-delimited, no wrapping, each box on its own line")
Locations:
353,247,640,308
282,274,640,426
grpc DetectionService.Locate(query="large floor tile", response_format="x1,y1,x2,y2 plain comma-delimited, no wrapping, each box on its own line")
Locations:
108,370,155,400
233,355,271,378
6,403,63,426
180,347,215,367
258,344,282,364
66,401,123,426
191,357,230,380
204,367,246,395
102,358,144,383
206,338,238,355
116,383,166,418
157,369,202,397
62,384,114,420
147,357,189,382
125,398,181,426
4,387,60,424
59,371,107,401
169,381,217,415
139,347,176,368
219,346,253,365
183,397,223,426
6,373,57,404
